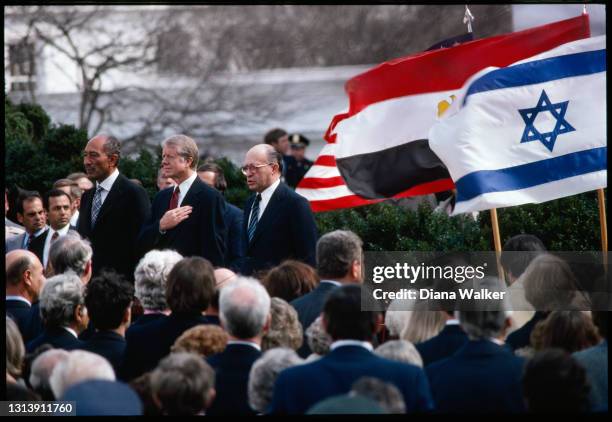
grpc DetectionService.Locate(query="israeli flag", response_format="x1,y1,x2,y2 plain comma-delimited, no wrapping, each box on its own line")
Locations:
429,35,606,215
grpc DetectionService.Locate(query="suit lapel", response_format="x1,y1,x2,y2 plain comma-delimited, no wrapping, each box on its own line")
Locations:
248,183,285,248
162,177,203,245
93,175,126,230
80,189,94,234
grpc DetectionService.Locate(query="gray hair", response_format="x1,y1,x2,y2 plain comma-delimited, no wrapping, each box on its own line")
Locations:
48,234,92,277
384,298,414,336
39,273,85,329
29,349,70,392
134,249,183,311
523,254,580,310
350,377,406,414
150,352,215,415
374,340,423,368
305,316,332,356
162,134,199,170
101,135,121,160
6,317,25,378
265,145,283,173
316,230,363,279
219,277,271,339
261,297,303,351
248,348,304,413
49,350,115,399
458,277,511,339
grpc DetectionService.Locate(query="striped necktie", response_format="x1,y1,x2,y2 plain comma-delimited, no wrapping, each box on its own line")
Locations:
91,184,104,227
247,194,262,243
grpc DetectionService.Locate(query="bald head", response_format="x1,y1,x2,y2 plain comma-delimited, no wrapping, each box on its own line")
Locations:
214,268,237,290
6,249,45,302
243,144,282,192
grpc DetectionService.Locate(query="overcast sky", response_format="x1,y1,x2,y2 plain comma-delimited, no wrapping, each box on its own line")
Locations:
512,4,605,35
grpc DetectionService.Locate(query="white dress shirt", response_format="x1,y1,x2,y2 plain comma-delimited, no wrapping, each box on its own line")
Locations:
70,210,79,227
227,340,262,351
329,340,374,352
6,295,31,306
95,168,120,206
248,178,280,226
175,172,198,206
42,224,71,268
320,280,342,287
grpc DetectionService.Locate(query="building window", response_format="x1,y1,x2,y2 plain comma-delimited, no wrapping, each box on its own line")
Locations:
8,39,36,91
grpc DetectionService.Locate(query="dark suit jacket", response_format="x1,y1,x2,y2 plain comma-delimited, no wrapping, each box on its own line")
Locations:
120,312,217,381
26,327,85,353
290,282,339,358
240,182,317,275
6,229,48,264
6,299,32,339
138,177,226,267
130,313,167,327
426,340,526,413
80,330,126,373
416,324,468,367
505,311,548,351
269,345,434,414
206,343,262,416
225,202,245,270
77,174,150,280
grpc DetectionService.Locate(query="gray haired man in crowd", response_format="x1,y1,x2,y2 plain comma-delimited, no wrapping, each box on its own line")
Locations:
47,234,93,284
207,277,271,416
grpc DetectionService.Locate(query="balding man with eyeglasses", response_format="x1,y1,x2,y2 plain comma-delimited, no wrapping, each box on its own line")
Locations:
238,144,317,276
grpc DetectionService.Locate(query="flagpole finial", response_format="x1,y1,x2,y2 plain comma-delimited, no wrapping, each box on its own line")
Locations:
583,4,588,15
463,5,475,33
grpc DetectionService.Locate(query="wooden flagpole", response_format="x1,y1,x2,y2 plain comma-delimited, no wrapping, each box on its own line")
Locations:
597,188,607,270
490,208,506,283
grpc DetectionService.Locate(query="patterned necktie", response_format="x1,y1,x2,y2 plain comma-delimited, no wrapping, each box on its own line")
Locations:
91,184,104,227
168,186,180,210
51,231,59,243
247,194,262,243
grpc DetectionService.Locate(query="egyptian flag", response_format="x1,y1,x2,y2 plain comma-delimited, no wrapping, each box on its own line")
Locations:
296,14,590,211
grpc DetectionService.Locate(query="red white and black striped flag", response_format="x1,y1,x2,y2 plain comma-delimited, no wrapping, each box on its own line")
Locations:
297,14,590,212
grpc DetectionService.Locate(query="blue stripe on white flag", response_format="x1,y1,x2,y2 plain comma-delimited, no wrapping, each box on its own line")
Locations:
456,147,607,202
462,49,606,105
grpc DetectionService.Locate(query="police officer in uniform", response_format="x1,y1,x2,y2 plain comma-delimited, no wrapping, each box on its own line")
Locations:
285,134,313,188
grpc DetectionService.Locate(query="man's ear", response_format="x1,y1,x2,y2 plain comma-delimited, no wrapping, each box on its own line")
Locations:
373,312,384,334
351,260,362,282
123,305,132,325
205,388,216,410
16,212,24,225
262,313,272,334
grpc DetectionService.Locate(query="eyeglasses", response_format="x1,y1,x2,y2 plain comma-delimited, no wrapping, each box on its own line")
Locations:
240,162,274,175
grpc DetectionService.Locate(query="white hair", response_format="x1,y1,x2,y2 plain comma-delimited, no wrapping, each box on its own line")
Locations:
29,349,70,392
374,340,423,368
39,273,85,328
134,249,183,311
49,350,115,399
219,277,271,339
248,348,304,412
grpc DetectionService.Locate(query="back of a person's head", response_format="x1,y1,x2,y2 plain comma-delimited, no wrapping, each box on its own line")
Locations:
149,352,215,416
171,324,228,357
29,349,70,399
458,277,510,340
522,348,590,412
316,230,363,280
248,348,304,413
523,254,581,310
219,277,271,339
49,350,115,399
263,128,287,145
374,339,423,367
400,306,446,344
500,234,546,279
85,271,134,330
591,310,608,341
49,234,91,277
134,249,183,312
261,297,303,351
323,284,378,341
262,260,319,303
6,317,25,380
39,273,84,329
350,377,406,414
166,257,215,314
530,311,601,354
305,316,333,356
129,373,162,416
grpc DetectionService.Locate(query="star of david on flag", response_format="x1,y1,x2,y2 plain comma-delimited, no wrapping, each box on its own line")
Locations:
429,35,607,215
518,90,576,152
